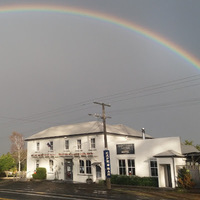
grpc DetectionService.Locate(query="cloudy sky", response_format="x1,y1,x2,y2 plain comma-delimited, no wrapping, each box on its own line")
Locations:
0,0,200,154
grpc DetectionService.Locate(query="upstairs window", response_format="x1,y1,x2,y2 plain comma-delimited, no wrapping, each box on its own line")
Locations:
77,139,81,150
49,141,53,151
65,140,69,150
36,142,40,151
47,141,53,151
150,160,158,177
90,138,96,149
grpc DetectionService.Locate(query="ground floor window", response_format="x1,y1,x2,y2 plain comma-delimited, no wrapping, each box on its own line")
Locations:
119,159,126,175
119,159,135,176
79,159,92,174
86,160,92,174
150,159,158,176
79,160,84,173
49,160,54,172
36,160,39,169
128,159,135,175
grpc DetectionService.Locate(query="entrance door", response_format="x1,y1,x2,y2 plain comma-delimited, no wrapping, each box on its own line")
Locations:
65,159,73,180
164,164,172,187
96,165,101,179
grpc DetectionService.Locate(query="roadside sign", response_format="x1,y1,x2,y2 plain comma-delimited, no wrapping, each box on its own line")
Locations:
104,150,111,178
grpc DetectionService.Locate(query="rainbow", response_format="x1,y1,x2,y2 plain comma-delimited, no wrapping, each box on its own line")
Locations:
1,4,200,70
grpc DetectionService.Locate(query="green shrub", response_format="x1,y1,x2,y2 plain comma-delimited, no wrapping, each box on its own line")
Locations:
32,168,46,180
111,174,158,187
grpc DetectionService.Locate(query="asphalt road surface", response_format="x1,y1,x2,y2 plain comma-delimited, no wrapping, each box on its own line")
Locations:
0,180,200,200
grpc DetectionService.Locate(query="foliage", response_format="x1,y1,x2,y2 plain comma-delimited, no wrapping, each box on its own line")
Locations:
0,153,16,174
111,174,158,187
10,132,27,171
32,168,46,179
178,167,195,189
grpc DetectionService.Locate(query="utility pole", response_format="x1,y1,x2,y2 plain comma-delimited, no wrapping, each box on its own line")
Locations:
90,102,111,189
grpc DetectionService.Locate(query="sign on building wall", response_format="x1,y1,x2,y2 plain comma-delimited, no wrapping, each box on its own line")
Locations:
104,150,111,178
116,144,135,154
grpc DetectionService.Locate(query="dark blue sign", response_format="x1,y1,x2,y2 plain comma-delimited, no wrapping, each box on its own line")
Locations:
104,150,111,178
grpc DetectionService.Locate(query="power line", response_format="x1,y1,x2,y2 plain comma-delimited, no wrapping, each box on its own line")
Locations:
1,73,200,130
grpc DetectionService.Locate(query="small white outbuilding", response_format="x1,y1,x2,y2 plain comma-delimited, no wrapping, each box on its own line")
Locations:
25,121,186,188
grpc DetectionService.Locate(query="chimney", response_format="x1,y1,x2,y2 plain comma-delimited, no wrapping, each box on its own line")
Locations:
141,128,145,140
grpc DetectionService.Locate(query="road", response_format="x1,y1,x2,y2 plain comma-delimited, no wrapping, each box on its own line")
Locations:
0,188,110,200
0,180,200,200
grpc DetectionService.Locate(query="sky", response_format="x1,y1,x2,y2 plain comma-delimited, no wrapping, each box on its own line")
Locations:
0,0,200,154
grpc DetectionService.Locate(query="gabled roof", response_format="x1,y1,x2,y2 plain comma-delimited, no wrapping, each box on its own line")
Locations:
154,150,184,158
181,144,200,155
25,121,153,141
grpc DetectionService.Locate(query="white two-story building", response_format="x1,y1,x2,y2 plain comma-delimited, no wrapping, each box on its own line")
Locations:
26,121,186,188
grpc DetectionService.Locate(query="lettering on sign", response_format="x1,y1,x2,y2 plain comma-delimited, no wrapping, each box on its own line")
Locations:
116,144,135,154
104,150,111,178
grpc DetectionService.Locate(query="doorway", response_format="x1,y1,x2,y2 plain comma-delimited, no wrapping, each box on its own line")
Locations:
64,159,73,180
164,164,172,187
96,165,101,179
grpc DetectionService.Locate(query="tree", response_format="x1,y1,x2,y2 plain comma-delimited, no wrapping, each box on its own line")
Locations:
10,132,26,172
0,153,16,174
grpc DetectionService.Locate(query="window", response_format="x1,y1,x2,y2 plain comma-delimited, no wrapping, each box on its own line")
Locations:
36,160,39,169
86,160,92,174
90,138,96,149
49,160,54,172
119,159,126,175
77,139,81,150
79,160,84,173
47,141,53,151
150,160,158,176
65,140,69,150
36,142,40,151
128,159,135,175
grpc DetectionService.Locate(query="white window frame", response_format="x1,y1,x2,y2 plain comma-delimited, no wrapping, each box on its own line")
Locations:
49,160,54,172
128,159,135,175
119,159,126,175
150,159,158,177
77,139,82,150
36,160,39,169
90,138,96,150
86,160,92,174
79,159,92,175
49,141,53,151
79,160,84,173
36,142,40,152
65,139,69,151
118,159,136,176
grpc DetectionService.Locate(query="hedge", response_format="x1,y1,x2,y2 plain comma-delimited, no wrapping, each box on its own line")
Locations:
111,174,158,187
32,167,46,180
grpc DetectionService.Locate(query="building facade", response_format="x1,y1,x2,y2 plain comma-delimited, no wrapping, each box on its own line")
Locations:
26,121,186,187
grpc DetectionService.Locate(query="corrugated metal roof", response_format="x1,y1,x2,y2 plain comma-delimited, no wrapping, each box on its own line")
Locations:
154,150,184,157
181,144,200,154
25,121,152,141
